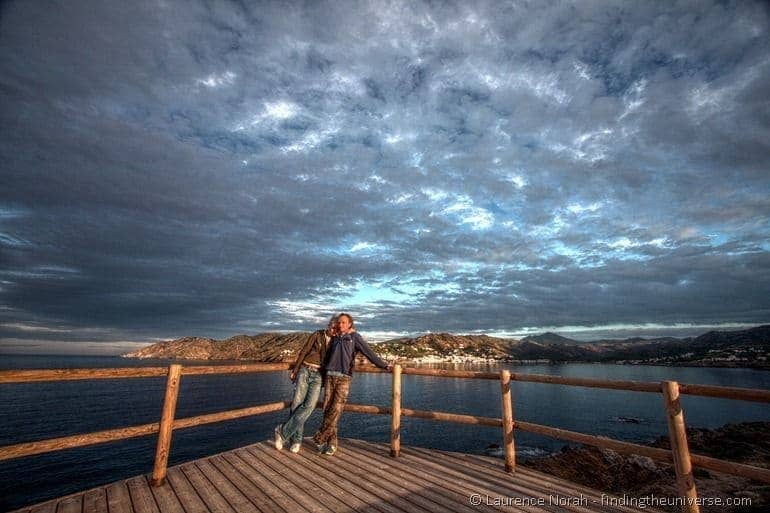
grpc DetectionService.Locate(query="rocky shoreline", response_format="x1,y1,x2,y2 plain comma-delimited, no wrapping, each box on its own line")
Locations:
521,422,770,512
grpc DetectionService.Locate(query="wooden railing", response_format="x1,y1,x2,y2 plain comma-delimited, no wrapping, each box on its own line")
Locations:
0,364,292,481
1,363,769,513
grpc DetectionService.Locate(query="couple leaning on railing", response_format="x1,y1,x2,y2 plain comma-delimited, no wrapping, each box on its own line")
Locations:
273,312,393,456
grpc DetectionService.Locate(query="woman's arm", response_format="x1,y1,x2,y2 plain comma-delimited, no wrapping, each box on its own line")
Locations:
291,332,319,379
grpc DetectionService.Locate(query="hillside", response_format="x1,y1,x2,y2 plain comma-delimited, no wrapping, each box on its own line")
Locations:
123,332,311,361
122,325,770,368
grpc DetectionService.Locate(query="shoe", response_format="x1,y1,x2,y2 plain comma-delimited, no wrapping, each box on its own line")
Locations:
274,425,285,450
317,443,327,453
322,445,337,456
289,442,301,453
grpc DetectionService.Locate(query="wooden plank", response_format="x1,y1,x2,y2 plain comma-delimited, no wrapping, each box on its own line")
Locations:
402,444,651,513
250,441,407,513
106,481,134,513
181,364,290,376
402,444,608,511
400,368,500,380
401,408,502,427
688,452,770,483
341,403,502,427
0,364,292,383
180,463,236,513
510,373,661,393
390,364,402,457
151,365,182,487
56,496,82,513
662,381,699,513
341,441,514,513
677,383,770,403
0,402,290,463
220,451,315,513
4,366,767,403
148,477,185,513
344,440,558,513
29,502,56,513
172,402,289,430
0,423,160,462
499,369,515,472
126,477,160,513
237,445,347,513
164,467,209,513
314,441,470,513
0,368,168,383
515,420,673,462
362,440,608,513
82,488,107,513
194,459,260,513
206,455,284,513
292,441,432,513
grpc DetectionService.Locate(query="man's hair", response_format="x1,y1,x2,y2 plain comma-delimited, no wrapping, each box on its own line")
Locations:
338,312,355,330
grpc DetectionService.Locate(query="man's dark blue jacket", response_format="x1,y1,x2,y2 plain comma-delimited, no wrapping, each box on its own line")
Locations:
323,331,388,376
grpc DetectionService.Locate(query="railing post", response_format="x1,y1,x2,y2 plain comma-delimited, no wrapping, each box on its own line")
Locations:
390,364,402,457
500,369,515,472
151,364,182,487
662,380,699,513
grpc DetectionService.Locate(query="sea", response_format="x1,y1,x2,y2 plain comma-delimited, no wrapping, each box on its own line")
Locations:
1,355,769,511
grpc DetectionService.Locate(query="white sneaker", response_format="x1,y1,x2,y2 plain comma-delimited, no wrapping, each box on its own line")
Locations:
289,442,301,453
274,425,284,450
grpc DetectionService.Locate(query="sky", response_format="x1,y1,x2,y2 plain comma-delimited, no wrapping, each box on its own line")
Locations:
1,1,769,354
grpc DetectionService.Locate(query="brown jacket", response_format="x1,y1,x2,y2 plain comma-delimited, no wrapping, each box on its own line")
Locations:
291,329,329,377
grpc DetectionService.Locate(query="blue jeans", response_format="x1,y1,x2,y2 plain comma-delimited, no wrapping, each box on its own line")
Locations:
280,366,323,444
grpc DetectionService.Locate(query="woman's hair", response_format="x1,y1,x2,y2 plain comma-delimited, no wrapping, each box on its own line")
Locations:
327,314,339,331
338,312,355,330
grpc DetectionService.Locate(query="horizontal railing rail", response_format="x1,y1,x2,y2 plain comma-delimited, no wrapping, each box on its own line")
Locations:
0,363,291,383
2,362,769,513
0,401,290,462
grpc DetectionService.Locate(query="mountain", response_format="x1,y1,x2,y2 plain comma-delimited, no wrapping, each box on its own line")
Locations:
582,325,770,367
122,325,770,368
520,332,580,345
123,332,311,362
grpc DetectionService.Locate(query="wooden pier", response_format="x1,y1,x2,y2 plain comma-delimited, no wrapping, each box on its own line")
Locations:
11,438,657,513
2,363,770,513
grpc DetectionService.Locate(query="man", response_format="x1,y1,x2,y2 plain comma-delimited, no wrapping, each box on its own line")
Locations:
274,315,337,453
312,312,392,455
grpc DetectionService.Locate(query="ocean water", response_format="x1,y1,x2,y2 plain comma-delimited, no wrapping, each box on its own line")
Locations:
1,355,769,511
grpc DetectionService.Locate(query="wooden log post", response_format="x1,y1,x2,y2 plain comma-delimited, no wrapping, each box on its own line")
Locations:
151,364,182,487
662,380,699,513
390,363,402,457
500,369,515,473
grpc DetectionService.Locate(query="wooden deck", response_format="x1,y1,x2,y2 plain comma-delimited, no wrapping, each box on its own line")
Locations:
13,439,657,513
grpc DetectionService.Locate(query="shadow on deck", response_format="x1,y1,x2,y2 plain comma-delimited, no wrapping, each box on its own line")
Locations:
14,439,655,513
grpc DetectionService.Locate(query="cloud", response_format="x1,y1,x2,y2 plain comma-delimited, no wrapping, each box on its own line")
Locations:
0,0,769,351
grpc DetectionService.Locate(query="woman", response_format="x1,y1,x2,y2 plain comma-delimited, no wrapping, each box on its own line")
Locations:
312,312,392,455
274,315,338,453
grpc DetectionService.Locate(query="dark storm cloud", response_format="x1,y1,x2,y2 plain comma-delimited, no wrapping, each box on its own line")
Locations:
1,0,769,350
